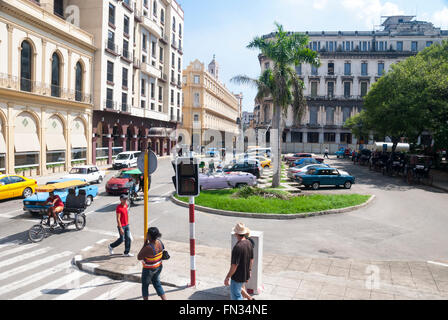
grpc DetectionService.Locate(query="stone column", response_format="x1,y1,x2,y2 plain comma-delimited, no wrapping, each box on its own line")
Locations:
92,127,97,165
6,103,14,174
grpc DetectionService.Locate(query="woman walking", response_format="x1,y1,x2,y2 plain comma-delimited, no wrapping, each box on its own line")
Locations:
137,227,167,300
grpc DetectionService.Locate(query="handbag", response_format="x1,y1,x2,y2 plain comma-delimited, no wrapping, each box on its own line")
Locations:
162,250,170,260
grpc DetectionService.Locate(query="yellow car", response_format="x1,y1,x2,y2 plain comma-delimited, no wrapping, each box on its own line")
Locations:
0,174,37,200
261,159,271,169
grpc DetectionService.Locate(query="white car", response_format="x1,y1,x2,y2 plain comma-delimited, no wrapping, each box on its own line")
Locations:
112,151,141,169
64,165,105,184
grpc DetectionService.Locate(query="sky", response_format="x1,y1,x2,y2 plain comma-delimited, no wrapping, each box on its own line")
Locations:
177,0,448,112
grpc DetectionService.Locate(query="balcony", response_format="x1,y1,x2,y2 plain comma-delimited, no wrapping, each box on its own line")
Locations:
178,46,183,55
307,95,363,101
141,62,161,78
158,73,168,83
134,4,143,23
142,15,162,37
159,34,169,45
132,57,141,69
177,81,182,89
105,41,120,56
122,0,134,13
121,103,131,113
171,40,177,50
103,99,118,111
120,49,133,63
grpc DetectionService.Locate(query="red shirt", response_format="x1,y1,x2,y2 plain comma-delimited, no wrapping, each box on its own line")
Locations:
116,203,129,227
48,195,64,208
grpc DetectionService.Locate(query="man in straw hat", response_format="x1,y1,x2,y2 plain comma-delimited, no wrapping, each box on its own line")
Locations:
224,223,254,300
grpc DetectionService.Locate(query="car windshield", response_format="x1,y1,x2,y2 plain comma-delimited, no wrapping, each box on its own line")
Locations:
116,154,130,160
70,168,87,174
115,172,134,179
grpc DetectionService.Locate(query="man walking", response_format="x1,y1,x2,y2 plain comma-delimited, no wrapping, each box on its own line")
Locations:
108,194,133,257
224,223,254,300
324,147,330,159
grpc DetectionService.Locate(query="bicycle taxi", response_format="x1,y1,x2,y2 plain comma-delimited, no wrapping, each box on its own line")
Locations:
27,180,92,242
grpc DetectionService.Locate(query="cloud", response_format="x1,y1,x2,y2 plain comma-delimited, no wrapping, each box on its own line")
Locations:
432,7,448,28
313,0,329,10
341,0,404,28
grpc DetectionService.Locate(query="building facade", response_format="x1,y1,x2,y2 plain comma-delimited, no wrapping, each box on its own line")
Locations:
68,0,183,165
182,58,240,151
255,16,448,154
0,0,95,177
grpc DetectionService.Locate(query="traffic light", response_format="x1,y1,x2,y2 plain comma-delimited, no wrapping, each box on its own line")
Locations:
174,157,200,197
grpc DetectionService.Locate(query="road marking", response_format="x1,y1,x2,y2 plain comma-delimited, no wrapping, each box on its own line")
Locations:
0,261,71,297
96,239,109,244
0,247,51,269
12,268,87,300
94,281,136,300
0,243,38,259
82,246,93,252
84,228,117,237
53,276,114,300
0,241,19,249
428,261,448,268
0,209,23,218
0,251,72,281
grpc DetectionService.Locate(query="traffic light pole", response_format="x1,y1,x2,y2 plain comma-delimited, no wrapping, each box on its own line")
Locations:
144,150,149,241
189,196,196,287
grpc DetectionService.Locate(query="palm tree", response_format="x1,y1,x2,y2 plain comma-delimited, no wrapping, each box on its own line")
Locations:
232,23,320,188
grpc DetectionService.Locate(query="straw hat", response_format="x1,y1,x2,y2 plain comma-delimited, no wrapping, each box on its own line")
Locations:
233,223,250,236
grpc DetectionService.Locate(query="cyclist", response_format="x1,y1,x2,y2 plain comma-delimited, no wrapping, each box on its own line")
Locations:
43,191,64,227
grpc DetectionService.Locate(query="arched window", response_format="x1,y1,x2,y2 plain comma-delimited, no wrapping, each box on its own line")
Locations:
20,41,33,92
51,52,61,97
172,17,176,31
75,62,83,102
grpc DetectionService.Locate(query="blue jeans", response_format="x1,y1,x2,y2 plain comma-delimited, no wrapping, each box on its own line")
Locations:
110,225,131,254
142,266,165,297
230,280,244,300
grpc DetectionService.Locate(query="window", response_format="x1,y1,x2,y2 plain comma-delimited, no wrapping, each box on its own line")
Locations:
122,68,128,88
342,107,351,123
194,93,200,107
411,41,418,52
172,53,175,67
109,3,115,25
142,34,147,51
362,41,367,52
141,79,146,96
106,88,113,108
107,30,115,50
397,41,403,51
361,62,368,76
327,63,334,75
307,132,319,143
340,133,352,144
378,63,385,76
173,17,176,31
124,15,130,35
122,93,128,111
53,0,63,17
327,82,334,97
309,107,318,125
344,63,351,75
158,86,163,101
193,114,199,122
344,82,351,97
194,75,200,84
151,102,155,110
179,24,182,37
324,133,336,142
153,0,157,16
107,61,114,83
311,65,318,75
379,41,384,51
291,132,302,143
170,89,174,104
51,53,61,97
426,41,433,47
150,82,155,99
177,92,180,106
123,39,129,59
295,64,302,75
20,41,33,92
329,41,334,52
75,62,83,101
178,58,181,71
326,107,334,125
360,82,368,97
310,82,318,97
160,9,165,24
159,47,164,62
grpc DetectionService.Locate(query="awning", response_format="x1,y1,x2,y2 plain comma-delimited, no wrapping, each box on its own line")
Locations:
0,132,6,154
46,133,66,151
71,134,88,148
14,132,40,153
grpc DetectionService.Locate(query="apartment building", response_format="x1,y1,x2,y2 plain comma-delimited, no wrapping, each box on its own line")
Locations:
255,16,448,153
182,58,240,150
0,0,95,177
67,0,183,164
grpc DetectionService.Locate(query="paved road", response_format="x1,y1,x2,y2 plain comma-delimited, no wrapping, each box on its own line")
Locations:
0,156,447,299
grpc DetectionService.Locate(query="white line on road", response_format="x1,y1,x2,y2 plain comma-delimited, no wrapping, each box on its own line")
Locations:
0,247,51,269
0,261,71,297
0,209,23,218
428,261,448,268
53,275,115,300
96,239,109,244
12,268,87,300
84,228,117,237
94,281,136,300
0,241,19,249
0,251,73,281
0,243,38,259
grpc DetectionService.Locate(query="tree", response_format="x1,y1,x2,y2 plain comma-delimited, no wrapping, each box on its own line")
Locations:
231,23,319,187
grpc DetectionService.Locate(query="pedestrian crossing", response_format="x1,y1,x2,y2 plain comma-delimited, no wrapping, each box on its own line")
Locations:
0,241,143,300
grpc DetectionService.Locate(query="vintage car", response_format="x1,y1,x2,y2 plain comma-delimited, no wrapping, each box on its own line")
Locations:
294,167,355,190
223,161,262,178
199,172,257,190
335,148,351,158
63,165,105,184
287,163,329,179
0,174,37,200
106,167,150,195
284,153,324,166
23,179,99,214
290,157,321,168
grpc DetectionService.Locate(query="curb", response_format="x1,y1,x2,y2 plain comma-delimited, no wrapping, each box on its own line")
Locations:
170,192,376,220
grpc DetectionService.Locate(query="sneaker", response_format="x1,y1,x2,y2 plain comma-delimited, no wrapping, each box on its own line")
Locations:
108,245,114,255
123,253,134,257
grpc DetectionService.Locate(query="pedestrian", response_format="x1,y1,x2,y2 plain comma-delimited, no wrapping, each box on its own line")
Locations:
324,147,329,159
108,194,133,257
137,227,167,300
241,234,255,301
224,223,254,300
209,159,215,174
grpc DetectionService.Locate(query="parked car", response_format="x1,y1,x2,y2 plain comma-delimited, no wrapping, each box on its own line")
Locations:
0,174,36,200
112,151,141,169
284,153,324,165
205,148,219,157
199,172,257,190
223,162,261,179
290,157,321,168
106,168,149,195
23,179,99,214
63,165,105,184
294,167,355,190
247,147,271,158
287,163,329,180
336,147,352,159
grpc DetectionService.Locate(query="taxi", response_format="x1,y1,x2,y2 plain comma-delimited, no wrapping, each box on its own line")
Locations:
0,174,36,200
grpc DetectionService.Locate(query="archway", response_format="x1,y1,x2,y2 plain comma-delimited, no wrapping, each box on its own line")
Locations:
14,111,40,175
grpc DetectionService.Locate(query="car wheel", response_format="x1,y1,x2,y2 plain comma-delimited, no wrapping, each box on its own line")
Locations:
312,182,320,190
235,183,248,188
344,181,352,189
22,187,33,198
86,196,93,207
97,176,103,184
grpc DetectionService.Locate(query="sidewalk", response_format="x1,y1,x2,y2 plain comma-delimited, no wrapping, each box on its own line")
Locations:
74,238,448,300
432,169,448,192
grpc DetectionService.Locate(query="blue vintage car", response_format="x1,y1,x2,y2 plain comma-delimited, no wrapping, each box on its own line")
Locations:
23,178,98,215
294,167,355,190
293,158,321,167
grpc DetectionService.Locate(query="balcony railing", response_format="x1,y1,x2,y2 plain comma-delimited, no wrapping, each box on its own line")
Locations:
121,48,133,62
133,57,141,69
104,99,117,110
158,73,168,82
105,40,120,55
307,95,363,101
159,34,169,44
0,73,92,103
121,103,130,113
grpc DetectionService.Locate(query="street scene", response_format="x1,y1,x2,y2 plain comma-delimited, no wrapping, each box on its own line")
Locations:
0,0,448,304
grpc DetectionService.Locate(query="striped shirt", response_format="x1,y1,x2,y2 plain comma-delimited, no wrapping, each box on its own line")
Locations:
140,240,164,269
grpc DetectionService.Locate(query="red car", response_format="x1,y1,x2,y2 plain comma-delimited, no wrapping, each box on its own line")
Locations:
283,153,324,166
106,168,144,195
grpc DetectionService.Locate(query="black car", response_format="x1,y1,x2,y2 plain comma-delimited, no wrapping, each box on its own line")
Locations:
223,162,261,179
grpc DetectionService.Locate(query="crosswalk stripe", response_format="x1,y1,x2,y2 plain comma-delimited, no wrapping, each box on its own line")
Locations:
0,261,71,297
12,268,87,300
0,243,38,259
0,247,51,269
54,276,115,300
0,251,72,281
0,241,19,249
94,281,136,300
